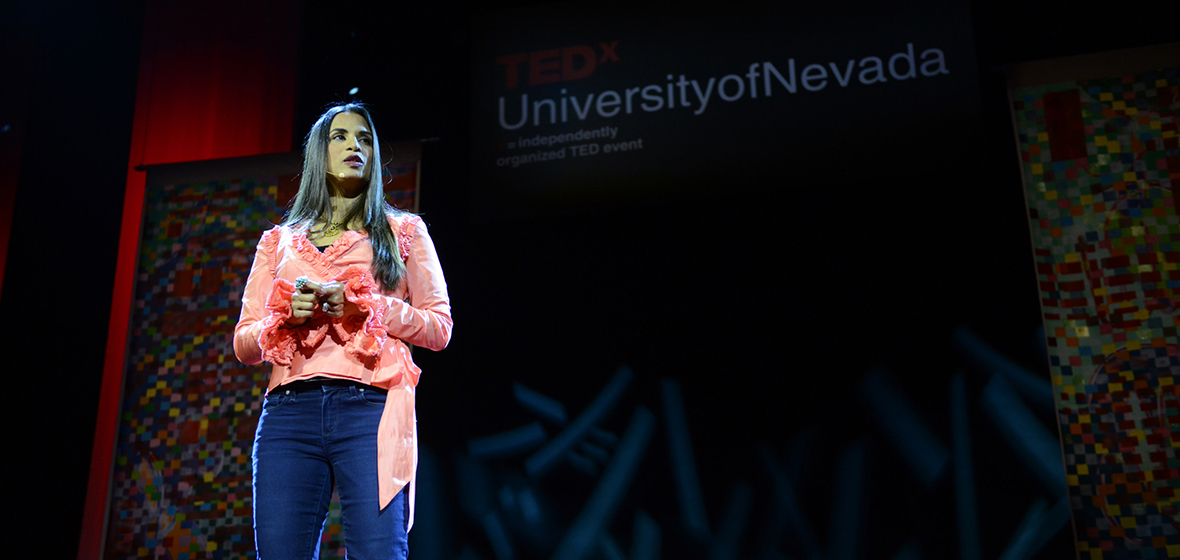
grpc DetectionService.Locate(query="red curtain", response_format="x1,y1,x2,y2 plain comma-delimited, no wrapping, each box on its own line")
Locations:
137,2,299,165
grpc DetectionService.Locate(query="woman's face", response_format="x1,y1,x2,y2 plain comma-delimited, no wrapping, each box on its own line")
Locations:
325,112,374,192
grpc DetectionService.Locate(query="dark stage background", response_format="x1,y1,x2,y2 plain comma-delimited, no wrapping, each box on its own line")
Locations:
3,1,1180,559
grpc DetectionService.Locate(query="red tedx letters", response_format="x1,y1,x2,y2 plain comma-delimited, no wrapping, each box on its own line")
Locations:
496,41,619,89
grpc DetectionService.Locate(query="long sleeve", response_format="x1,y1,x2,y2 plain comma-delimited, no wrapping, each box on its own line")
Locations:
234,228,300,366
383,217,453,351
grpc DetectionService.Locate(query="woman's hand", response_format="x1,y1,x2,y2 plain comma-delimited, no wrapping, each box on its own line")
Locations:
317,281,347,318
285,277,356,325
287,278,320,326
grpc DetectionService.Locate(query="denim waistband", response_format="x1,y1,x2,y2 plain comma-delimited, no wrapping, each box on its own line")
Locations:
281,378,388,395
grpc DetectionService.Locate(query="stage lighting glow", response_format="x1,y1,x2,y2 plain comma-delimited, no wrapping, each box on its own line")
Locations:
349,87,359,95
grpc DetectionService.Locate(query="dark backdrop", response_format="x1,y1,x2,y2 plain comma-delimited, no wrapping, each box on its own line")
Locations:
4,0,1180,558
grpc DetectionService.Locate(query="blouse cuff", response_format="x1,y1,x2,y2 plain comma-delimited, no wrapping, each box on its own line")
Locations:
259,277,298,366
332,266,389,359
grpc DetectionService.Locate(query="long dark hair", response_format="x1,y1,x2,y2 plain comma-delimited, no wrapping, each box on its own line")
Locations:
284,103,405,291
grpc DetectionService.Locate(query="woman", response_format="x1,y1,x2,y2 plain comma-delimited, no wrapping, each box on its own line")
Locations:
233,103,452,559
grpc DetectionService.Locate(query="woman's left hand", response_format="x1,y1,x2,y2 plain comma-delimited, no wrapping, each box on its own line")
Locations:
316,281,346,318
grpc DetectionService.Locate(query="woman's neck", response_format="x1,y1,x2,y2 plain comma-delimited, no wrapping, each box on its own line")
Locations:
327,173,366,199
328,187,364,225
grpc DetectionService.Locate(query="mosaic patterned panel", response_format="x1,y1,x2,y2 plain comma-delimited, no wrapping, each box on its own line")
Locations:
105,162,419,559
1013,67,1180,559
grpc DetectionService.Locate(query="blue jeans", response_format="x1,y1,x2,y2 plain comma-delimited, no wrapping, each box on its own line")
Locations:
252,381,409,560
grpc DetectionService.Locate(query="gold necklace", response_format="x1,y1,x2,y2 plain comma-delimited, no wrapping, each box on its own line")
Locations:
323,221,344,236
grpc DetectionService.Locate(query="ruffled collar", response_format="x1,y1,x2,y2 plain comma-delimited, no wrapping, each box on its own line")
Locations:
291,226,368,279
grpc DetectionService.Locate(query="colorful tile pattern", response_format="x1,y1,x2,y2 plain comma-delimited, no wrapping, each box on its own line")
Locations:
1013,67,1180,559
104,161,419,559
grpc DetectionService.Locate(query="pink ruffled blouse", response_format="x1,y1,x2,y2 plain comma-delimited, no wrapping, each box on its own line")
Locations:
233,213,452,528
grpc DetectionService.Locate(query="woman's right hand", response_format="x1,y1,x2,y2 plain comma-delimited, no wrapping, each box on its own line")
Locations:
287,279,322,326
